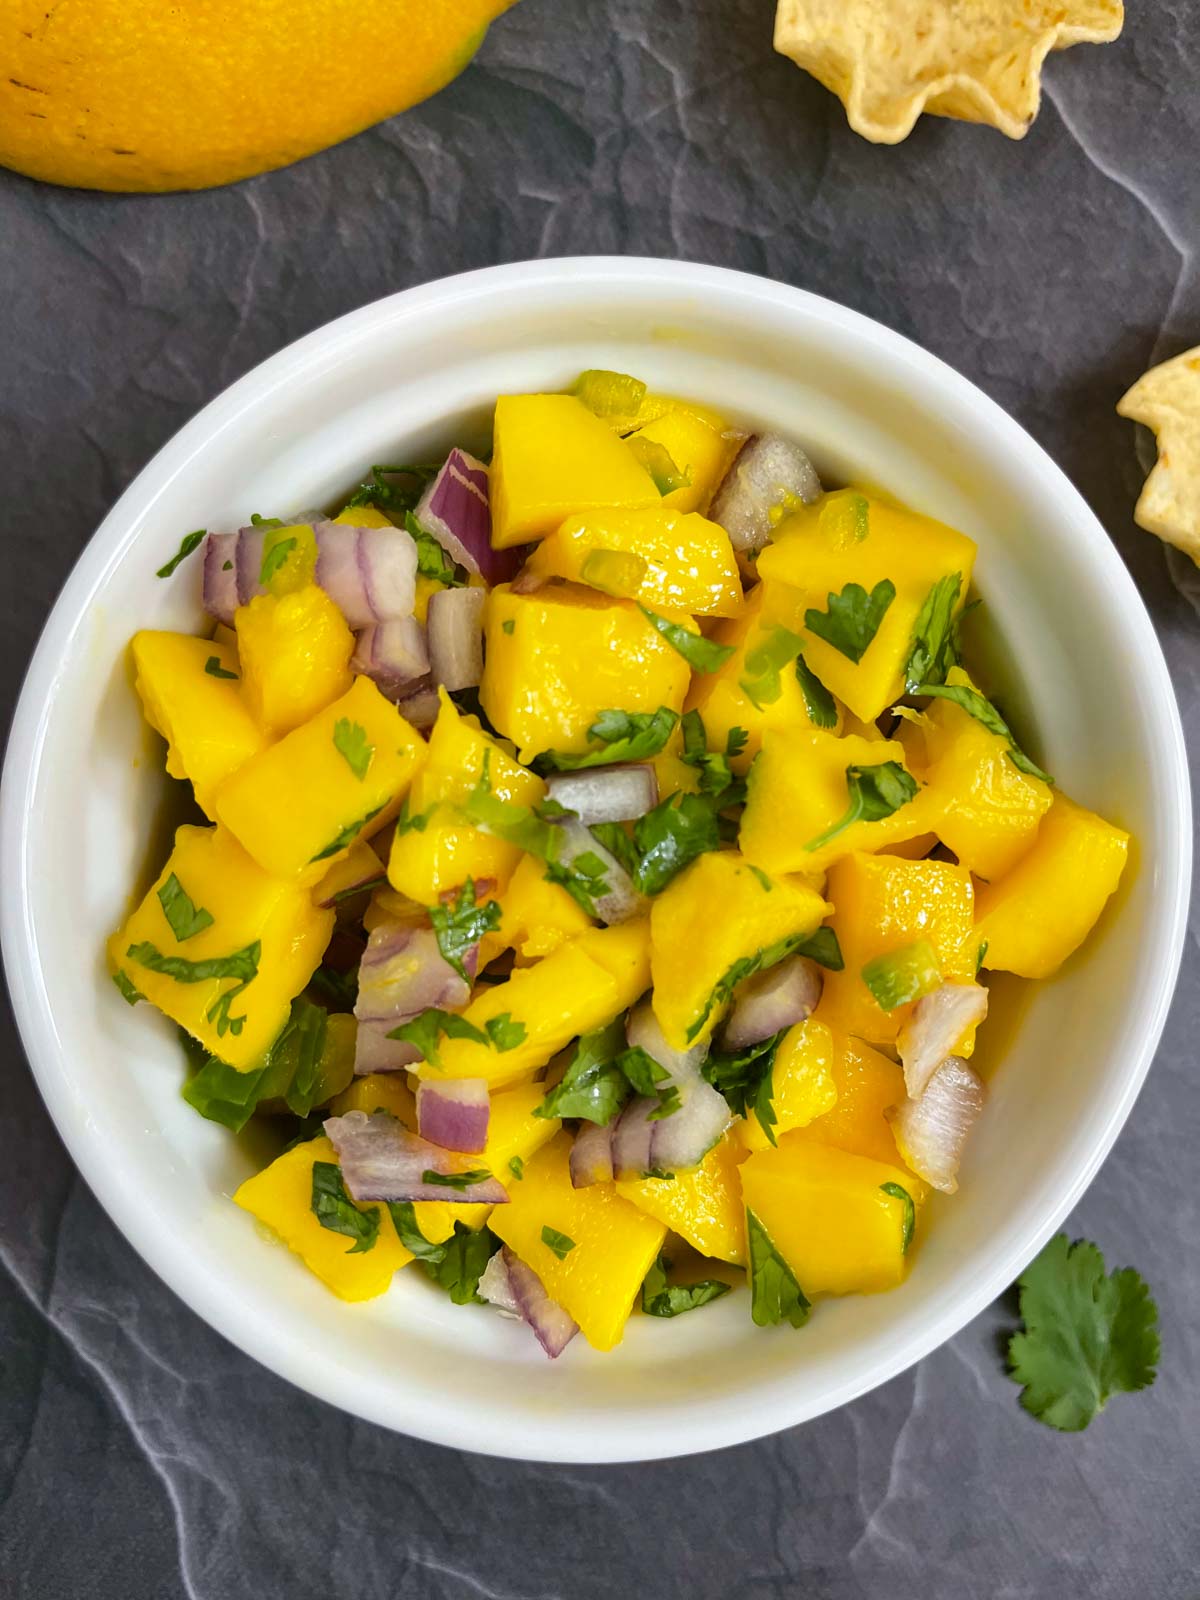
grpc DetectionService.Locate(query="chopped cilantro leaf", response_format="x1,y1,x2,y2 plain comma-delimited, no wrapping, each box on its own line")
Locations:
462,753,562,857
127,939,259,1039
747,1208,810,1328
537,707,679,771
396,796,437,836
905,572,963,690
387,1201,448,1262
541,1225,576,1259
915,681,1053,785
422,1167,492,1191
508,1156,525,1182
534,1018,629,1124
612,1045,681,1120
342,463,439,515
702,1032,781,1145
388,1008,488,1068
686,931,823,1045
803,760,919,855
638,606,736,673
502,619,515,635
880,1182,916,1253
332,718,374,781
805,579,896,664
156,873,214,942
485,1013,526,1052
631,790,721,895
112,970,143,1006
404,510,467,587
426,1224,501,1303
204,655,238,680
590,822,641,880
310,803,386,862
544,847,611,919
795,654,838,728
641,1253,732,1318
156,528,205,579
311,1162,379,1253
259,536,297,585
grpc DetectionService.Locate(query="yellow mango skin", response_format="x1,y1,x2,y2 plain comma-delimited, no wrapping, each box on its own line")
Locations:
131,631,267,819
758,489,977,723
794,1034,910,1170
428,921,651,1087
818,852,976,1048
617,1131,748,1264
527,506,744,618
626,405,741,515
650,852,832,1051
740,1139,916,1297
687,587,845,773
495,853,593,960
109,825,333,1070
490,395,662,548
740,729,929,876
480,584,693,765
737,1018,837,1154
235,586,354,739
974,794,1129,979
388,689,543,905
490,1133,667,1351
0,2,511,193
217,676,426,885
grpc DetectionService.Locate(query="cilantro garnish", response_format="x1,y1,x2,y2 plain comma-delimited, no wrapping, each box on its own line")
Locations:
638,606,736,673
332,718,374,781
747,1208,810,1328
904,572,963,690
739,627,805,710
342,463,439,515
422,1167,493,1191
403,510,467,587
534,1018,630,1125
204,655,238,680
879,1182,916,1253
536,706,679,771
310,803,386,862
249,513,284,528
541,1225,576,1259
508,1156,525,1182
388,1204,501,1301
545,849,612,919
462,753,562,857
794,654,838,729
685,926,841,1045
156,873,214,942
677,710,744,798
803,760,919,855
127,938,260,1039
387,1201,448,1263
805,579,896,663
309,963,358,1011
1007,1234,1159,1431
485,1013,526,1052
311,1162,379,1254
395,796,436,836
259,536,297,585
915,681,1053,785
502,619,516,635
112,971,144,1006
181,1045,271,1131
613,1045,681,1120
388,1008,488,1067
641,1253,732,1318
630,790,721,896
702,1032,781,1144
156,528,205,579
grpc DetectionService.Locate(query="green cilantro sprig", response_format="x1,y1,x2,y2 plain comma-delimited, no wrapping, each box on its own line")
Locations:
541,1225,576,1259
747,1209,810,1329
332,718,374,781
127,938,260,1039
702,1032,783,1145
915,681,1052,785
740,627,805,710
428,878,502,985
685,927,843,1045
311,1162,379,1254
803,761,919,855
536,707,679,772
638,606,735,673
156,528,205,579
805,579,895,663
388,1204,501,1302
641,1254,732,1318
904,572,963,689
156,873,214,942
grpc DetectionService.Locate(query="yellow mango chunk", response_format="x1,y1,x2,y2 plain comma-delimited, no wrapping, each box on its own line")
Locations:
330,1071,417,1122
489,1132,667,1351
109,824,332,1070
617,1130,748,1264
757,489,977,723
234,1135,446,1302
687,586,844,774
495,852,592,960
131,631,267,818
817,852,976,1047
480,584,693,765
333,505,394,528
740,1139,918,1296
626,404,741,515
650,852,831,1051
736,1018,837,1154
388,688,543,905
490,394,662,548
974,793,1129,978
234,585,355,738
428,921,652,1088
739,729,929,876
311,838,386,910
217,676,426,884
526,505,743,617
794,1033,910,1171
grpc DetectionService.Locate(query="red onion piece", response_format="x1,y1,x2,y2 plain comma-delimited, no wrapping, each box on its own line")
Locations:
621,1000,731,1174
710,434,822,553
203,531,243,623
352,920,470,1075
398,684,440,730
720,955,824,1050
479,1248,578,1358
351,619,430,703
552,817,645,925
611,1097,656,1179
416,1078,490,1154
415,450,521,585
324,1110,509,1204
887,1056,985,1194
648,1081,731,1175
545,764,658,825
897,982,989,1099
427,586,486,692
569,1120,614,1188
312,520,418,629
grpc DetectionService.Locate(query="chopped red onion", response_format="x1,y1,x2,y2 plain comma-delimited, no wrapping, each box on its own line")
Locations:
352,920,470,1075
479,1247,578,1358
427,586,486,692
203,531,243,622
202,522,418,626
416,1078,490,1154
569,1120,615,1188
545,764,658,825
887,1056,986,1194
610,1085,730,1179
720,955,823,1051
552,816,645,925
350,619,430,702
323,1109,509,1204
398,684,440,731
611,1097,656,1179
897,982,989,1099
626,1000,708,1087
709,434,823,553
414,450,521,585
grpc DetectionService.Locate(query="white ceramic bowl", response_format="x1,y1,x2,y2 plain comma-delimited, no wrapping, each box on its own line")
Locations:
2,259,1190,1463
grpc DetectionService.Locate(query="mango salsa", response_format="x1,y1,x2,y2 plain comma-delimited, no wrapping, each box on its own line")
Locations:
493,852,593,960
736,1018,838,1153
617,1130,748,1264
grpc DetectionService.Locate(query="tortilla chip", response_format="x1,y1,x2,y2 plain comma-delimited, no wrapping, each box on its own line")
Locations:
1117,347,1200,567
774,1,1124,144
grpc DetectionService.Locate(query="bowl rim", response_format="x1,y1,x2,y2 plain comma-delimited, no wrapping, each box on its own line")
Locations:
1,256,1191,1462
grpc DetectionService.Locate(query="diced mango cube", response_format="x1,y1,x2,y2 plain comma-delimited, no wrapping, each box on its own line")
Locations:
234,585,355,738
739,729,929,876
650,852,831,1051
757,489,976,723
736,1018,837,1153
489,1132,667,1351
817,852,976,1047
217,676,426,884
793,1033,911,1171
526,505,743,617
109,824,333,1070
494,852,593,960
131,631,267,818
974,793,1129,978
428,921,652,1088
333,505,394,528
480,584,692,765
312,838,387,910
626,404,741,514
452,1080,564,1230
740,1139,918,1296
617,1130,748,1264
491,394,662,548
330,1071,417,1123
388,688,544,905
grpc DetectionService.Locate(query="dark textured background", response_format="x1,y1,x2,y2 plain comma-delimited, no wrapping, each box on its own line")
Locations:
2,3,1198,1596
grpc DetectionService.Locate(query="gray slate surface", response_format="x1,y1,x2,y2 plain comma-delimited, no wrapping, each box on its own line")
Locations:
2,3,1198,1596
